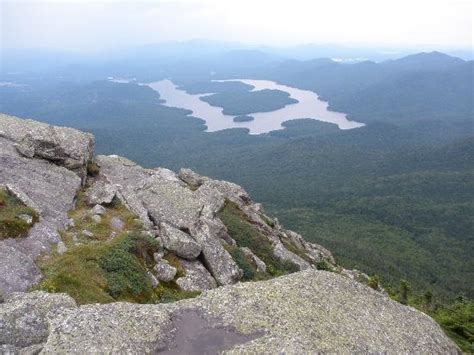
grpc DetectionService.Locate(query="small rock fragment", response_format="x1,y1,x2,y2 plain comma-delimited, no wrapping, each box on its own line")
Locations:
56,241,67,254
91,204,106,216
153,260,177,282
110,217,125,230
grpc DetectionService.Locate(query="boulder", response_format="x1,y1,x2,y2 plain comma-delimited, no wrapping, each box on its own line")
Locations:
5,271,459,353
0,114,94,181
176,260,217,292
153,260,177,282
273,241,311,270
0,291,76,349
86,179,117,205
96,155,203,229
159,223,201,260
190,218,242,286
178,168,208,189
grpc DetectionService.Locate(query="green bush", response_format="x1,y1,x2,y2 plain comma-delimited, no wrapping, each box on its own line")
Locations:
228,247,255,281
99,232,160,300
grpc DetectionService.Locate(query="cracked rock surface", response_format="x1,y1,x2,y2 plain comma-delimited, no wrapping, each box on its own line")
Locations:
0,271,459,353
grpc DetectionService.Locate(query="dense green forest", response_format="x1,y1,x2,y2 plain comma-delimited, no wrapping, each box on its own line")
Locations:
1,79,472,300
1,51,472,348
200,88,298,115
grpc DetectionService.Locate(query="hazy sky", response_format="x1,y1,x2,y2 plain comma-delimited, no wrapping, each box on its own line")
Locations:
2,0,472,51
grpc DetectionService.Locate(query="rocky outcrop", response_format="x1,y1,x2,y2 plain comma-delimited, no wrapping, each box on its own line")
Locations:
0,114,94,181
0,271,459,353
92,153,338,290
0,115,94,294
176,259,217,292
159,223,201,260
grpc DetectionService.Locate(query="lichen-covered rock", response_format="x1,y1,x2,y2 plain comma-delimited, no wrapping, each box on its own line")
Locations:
6,271,459,353
153,260,177,282
178,168,208,189
159,223,201,260
0,114,94,181
273,240,311,270
96,155,203,229
86,178,117,205
0,291,76,349
176,259,217,292
190,218,242,286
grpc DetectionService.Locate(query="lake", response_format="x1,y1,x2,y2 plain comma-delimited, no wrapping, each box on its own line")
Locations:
146,79,364,134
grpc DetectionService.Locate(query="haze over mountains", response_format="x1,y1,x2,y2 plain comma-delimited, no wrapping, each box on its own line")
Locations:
1,39,473,350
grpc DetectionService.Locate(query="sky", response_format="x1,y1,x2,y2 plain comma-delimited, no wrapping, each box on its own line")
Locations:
1,0,472,52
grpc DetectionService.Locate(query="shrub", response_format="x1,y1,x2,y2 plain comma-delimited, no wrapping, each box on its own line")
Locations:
99,232,159,300
218,200,299,276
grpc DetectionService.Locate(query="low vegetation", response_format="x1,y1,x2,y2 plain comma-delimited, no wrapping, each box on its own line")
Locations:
218,200,299,278
388,280,474,352
0,188,38,240
36,184,200,305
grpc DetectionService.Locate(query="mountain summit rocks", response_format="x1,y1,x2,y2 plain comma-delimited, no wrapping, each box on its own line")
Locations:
0,114,460,352
1,271,459,353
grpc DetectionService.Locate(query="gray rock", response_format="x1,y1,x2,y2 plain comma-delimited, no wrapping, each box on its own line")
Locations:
56,241,67,255
11,271,459,353
178,168,208,189
86,178,117,205
147,271,159,289
91,214,102,224
110,217,125,230
176,259,217,292
159,223,201,260
153,260,177,282
190,218,242,286
96,155,203,229
0,117,85,294
284,229,335,265
81,230,94,238
273,241,311,271
17,214,34,225
0,291,76,349
0,114,94,181
153,251,165,263
91,204,106,216
241,247,266,273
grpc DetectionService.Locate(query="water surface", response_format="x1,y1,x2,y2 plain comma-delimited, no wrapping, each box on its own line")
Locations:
146,79,364,134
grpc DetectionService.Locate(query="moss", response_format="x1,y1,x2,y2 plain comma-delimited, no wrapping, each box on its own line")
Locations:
218,200,298,277
155,281,201,303
0,188,38,240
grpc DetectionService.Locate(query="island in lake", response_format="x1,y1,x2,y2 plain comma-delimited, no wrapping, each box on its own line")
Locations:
233,115,254,122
